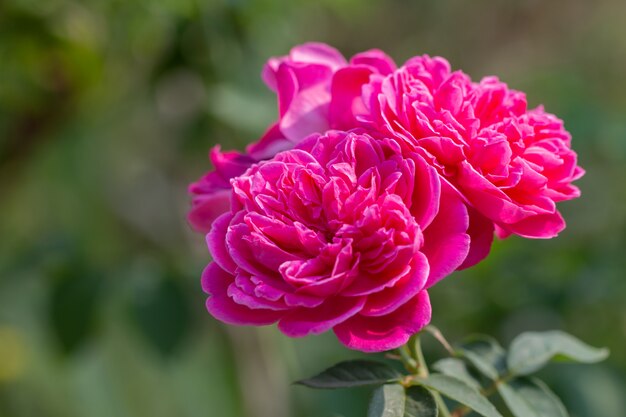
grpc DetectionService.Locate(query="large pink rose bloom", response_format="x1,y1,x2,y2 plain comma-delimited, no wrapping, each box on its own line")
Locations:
334,55,584,238
188,43,396,232
203,130,472,352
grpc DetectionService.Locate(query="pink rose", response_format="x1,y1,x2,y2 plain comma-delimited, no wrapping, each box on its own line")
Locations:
203,130,476,352
188,43,396,232
188,147,255,233
335,55,583,238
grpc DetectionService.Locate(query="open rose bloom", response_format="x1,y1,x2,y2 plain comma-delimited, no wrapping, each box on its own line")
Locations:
190,43,583,352
333,55,584,238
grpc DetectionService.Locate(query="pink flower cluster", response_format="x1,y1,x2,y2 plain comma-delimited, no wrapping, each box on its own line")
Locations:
189,43,583,351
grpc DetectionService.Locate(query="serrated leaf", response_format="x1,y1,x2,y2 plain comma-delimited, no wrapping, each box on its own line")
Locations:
296,360,402,389
507,331,609,376
498,377,569,417
416,374,502,417
368,384,406,417
404,386,438,417
432,358,481,390
457,335,506,380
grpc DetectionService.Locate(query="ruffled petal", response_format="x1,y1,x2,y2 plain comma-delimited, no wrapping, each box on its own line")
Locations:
203,263,282,325
278,296,366,337
350,49,397,75
206,212,238,274
188,189,231,233
359,252,429,317
457,206,494,269
421,183,470,288
333,291,431,352
329,66,375,129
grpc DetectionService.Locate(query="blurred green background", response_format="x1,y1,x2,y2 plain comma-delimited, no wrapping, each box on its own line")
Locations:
1,0,625,416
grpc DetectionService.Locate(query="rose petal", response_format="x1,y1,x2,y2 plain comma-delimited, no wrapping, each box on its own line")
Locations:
203,263,282,325
421,183,470,288
329,66,374,129
188,189,231,233
498,211,565,239
350,49,397,75
333,291,431,352
457,206,494,269
359,252,429,317
206,212,238,274
278,296,366,337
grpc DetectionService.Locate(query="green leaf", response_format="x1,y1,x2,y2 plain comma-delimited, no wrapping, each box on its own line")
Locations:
498,377,569,417
507,331,609,376
457,335,507,380
404,386,438,417
368,384,406,417
416,374,502,417
432,358,481,390
296,360,402,389
368,384,439,417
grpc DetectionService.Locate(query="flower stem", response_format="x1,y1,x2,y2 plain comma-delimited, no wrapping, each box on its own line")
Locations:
398,343,418,373
413,335,429,378
413,334,452,417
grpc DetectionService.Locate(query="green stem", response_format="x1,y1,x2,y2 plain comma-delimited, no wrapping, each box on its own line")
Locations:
413,335,452,417
413,335,429,378
397,343,417,373
450,372,514,416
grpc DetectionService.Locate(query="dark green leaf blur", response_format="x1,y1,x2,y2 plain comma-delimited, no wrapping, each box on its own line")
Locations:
0,0,624,416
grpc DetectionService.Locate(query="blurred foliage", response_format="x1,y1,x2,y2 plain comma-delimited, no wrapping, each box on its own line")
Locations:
0,0,625,416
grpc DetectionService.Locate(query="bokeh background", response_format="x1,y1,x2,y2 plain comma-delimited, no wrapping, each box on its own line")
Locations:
1,0,625,416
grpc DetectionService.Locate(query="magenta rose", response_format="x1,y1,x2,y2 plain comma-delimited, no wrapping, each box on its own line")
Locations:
188,147,255,233
203,130,474,352
333,55,584,238
188,43,396,232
